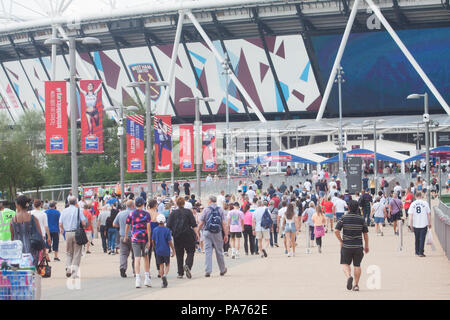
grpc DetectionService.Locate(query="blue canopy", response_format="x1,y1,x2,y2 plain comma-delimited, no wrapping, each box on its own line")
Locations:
246,151,318,165
404,146,450,162
321,148,403,164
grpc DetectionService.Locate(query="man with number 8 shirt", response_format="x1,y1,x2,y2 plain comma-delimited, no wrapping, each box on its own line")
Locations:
407,192,431,257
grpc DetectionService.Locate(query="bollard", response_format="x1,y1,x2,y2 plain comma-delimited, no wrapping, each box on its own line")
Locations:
399,219,404,251
305,222,311,254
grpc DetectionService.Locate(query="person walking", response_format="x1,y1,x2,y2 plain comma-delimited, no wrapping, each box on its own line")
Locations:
82,203,93,254
106,203,119,255
253,200,271,258
59,196,87,278
0,203,15,241
124,197,152,288
404,187,413,228
242,203,255,255
197,195,228,277
312,205,326,253
167,197,198,279
152,214,175,288
268,200,279,248
371,197,387,236
302,202,316,248
388,192,403,235
147,200,161,273
97,205,110,253
321,196,334,233
45,201,61,261
335,200,369,291
227,202,245,259
277,201,288,254
31,199,51,255
358,189,373,227
408,192,431,257
281,203,299,257
113,200,135,278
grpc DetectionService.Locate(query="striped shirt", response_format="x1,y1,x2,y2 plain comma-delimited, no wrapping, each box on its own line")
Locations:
335,213,368,249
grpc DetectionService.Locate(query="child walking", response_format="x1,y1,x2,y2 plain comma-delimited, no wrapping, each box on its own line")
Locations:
152,214,175,288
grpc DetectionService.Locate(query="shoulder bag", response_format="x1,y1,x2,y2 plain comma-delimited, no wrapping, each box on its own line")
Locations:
30,216,46,251
75,208,89,246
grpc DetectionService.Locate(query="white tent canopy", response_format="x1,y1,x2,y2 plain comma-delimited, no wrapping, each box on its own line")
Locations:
284,148,328,165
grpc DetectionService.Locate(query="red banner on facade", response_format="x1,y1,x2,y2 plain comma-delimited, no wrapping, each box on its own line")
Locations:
202,124,217,171
154,115,172,172
80,80,103,153
179,124,194,172
127,115,145,173
45,81,68,154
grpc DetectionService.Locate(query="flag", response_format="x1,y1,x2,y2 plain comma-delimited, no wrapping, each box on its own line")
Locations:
202,124,217,171
80,80,103,153
45,81,68,154
127,115,145,173
154,115,172,172
179,124,194,172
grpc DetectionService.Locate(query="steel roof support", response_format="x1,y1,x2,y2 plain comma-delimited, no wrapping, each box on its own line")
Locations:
0,61,26,112
8,34,44,114
0,83,16,123
29,32,51,81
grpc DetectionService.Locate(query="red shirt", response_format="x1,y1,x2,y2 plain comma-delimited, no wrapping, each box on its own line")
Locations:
83,209,93,231
92,200,99,216
321,200,334,214
404,193,413,209
271,196,280,209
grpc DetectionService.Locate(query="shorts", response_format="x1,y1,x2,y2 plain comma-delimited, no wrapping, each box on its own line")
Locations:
156,255,170,265
319,191,326,198
374,217,385,224
230,232,242,238
284,222,296,233
132,242,148,257
336,212,344,221
325,213,334,219
340,247,364,267
391,212,402,221
256,230,270,239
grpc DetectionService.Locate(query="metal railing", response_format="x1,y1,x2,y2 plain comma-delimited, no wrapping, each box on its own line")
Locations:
433,202,450,260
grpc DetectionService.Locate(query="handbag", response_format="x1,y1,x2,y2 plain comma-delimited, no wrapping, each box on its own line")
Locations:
37,256,52,278
30,217,46,251
75,208,89,246
314,225,325,238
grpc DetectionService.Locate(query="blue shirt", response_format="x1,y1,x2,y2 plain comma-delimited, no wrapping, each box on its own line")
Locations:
45,208,61,233
113,209,133,237
106,198,118,206
152,226,172,257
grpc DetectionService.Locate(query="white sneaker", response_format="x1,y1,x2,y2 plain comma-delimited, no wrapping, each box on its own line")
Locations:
135,275,141,288
292,252,296,257
144,276,152,287
287,252,292,257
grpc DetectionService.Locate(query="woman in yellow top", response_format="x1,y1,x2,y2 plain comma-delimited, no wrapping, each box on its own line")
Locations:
312,206,327,253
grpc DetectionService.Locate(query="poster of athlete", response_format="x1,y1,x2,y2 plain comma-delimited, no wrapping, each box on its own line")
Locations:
202,124,217,171
45,81,67,154
179,124,194,172
80,80,103,153
154,115,172,172
126,115,145,173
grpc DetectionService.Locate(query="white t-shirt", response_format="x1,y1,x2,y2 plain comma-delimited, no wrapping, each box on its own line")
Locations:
247,189,256,203
334,199,347,213
304,181,312,192
31,209,48,236
393,185,402,195
253,206,269,231
372,202,385,218
277,207,287,220
408,200,430,228
184,201,193,210
217,195,225,209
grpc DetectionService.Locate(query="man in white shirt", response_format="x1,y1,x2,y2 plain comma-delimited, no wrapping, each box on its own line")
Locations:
304,180,312,192
408,192,431,257
247,187,256,203
252,200,270,258
393,182,403,198
333,195,348,221
217,190,226,209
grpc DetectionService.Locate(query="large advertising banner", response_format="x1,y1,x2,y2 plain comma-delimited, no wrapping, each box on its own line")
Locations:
179,124,194,172
80,80,103,153
126,115,145,173
45,81,68,154
202,124,217,171
154,115,172,172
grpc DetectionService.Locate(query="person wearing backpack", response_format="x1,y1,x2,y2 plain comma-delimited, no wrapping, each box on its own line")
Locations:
252,200,272,258
196,195,228,277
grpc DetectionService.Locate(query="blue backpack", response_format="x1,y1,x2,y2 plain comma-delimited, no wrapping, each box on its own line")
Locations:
261,208,273,230
205,206,222,233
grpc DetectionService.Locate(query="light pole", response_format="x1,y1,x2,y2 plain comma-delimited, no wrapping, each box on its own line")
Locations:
44,35,101,199
180,96,215,201
128,81,169,200
222,53,232,194
104,105,139,202
363,119,385,194
407,92,431,207
334,65,345,177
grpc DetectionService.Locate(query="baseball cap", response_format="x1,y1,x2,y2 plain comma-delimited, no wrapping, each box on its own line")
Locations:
135,197,145,207
156,214,166,224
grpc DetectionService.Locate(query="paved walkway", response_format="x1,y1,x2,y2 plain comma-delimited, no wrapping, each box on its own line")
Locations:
41,208,450,299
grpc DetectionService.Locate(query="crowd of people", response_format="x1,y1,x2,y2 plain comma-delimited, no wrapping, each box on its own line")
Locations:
0,171,434,292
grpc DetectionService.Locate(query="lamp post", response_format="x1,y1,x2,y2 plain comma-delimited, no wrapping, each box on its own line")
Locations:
334,65,345,177
222,54,232,194
104,105,139,202
44,35,101,199
363,119,385,194
407,92,431,207
128,81,169,200
180,96,215,201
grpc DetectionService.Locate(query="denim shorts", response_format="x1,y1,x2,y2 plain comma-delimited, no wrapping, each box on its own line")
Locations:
325,213,334,219
284,222,296,233
374,217,385,224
